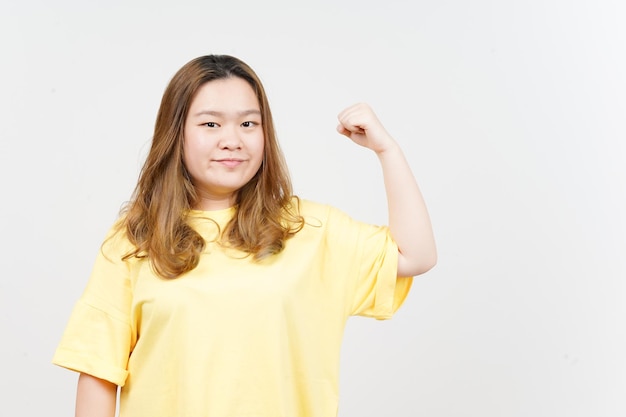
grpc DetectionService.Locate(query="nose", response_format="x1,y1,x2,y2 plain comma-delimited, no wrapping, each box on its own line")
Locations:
218,125,242,150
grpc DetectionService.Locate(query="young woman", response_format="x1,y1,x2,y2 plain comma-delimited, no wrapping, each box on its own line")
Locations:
53,54,437,417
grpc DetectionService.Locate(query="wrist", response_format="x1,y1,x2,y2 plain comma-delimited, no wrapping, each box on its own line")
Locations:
375,139,401,157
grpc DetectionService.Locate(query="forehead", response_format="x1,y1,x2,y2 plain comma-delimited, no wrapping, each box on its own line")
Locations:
189,77,260,113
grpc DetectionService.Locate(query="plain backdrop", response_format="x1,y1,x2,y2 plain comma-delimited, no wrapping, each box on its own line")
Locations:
1,0,625,416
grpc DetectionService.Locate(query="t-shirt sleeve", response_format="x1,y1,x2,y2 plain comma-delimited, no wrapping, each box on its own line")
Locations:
323,205,413,320
52,225,134,386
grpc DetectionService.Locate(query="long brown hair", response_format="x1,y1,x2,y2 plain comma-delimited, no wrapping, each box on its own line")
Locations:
120,55,303,279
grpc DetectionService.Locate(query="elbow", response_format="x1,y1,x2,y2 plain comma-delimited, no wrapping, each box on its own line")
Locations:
415,252,437,276
424,254,438,274
398,249,437,277
419,241,438,274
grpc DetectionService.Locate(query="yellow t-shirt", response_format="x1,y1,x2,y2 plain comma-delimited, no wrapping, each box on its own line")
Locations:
53,199,412,417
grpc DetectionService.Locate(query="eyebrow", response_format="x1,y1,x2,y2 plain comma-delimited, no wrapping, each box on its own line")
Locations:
192,109,261,117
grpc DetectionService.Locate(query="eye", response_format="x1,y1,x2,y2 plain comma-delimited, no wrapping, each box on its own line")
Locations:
202,122,219,128
241,121,259,128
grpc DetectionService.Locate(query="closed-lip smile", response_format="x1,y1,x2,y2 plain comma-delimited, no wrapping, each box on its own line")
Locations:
214,158,245,167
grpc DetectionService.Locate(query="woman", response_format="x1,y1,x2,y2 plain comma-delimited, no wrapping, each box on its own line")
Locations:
53,54,436,417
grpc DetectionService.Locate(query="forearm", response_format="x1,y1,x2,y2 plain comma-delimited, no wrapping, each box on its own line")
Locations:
75,373,117,417
377,142,437,277
336,103,436,276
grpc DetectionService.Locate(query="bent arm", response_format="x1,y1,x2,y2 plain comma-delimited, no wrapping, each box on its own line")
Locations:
76,373,117,417
337,103,437,277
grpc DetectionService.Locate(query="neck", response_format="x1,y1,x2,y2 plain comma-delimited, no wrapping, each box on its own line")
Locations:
193,194,236,211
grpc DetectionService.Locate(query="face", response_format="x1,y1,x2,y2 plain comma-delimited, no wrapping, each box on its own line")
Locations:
183,77,264,210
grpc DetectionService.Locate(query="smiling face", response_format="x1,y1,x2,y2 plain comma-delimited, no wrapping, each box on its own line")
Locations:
183,77,265,210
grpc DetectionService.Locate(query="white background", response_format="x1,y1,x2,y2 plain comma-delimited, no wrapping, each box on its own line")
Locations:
1,0,625,416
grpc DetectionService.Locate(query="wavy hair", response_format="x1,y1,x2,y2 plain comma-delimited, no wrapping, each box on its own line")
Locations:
120,55,303,278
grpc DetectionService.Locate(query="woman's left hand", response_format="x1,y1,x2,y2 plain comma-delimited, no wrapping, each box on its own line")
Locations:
336,103,397,154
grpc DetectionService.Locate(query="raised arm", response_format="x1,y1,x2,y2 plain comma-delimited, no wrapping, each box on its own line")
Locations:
337,103,437,277
75,373,117,417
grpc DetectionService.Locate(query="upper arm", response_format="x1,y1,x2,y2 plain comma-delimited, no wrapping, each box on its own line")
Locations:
76,373,117,417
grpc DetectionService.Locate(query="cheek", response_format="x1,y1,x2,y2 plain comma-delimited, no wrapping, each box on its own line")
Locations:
183,133,207,158
255,135,266,161
181,141,192,168
182,139,203,174
258,142,266,161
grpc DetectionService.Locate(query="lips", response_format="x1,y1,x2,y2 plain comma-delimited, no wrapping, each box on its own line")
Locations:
214,158,245,168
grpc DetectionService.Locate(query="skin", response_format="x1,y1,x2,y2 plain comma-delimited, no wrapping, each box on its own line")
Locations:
336,103,437,277
75,373,116,417
183,77,265,211
75,94,437,416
